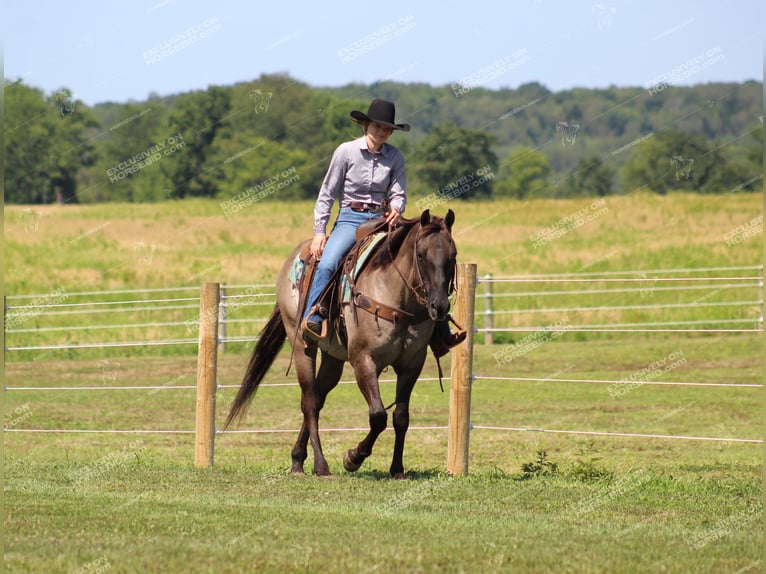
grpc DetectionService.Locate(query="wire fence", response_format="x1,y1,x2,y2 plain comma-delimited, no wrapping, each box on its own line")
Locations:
4,265,763,447
4,283,274,356
478,265,763,343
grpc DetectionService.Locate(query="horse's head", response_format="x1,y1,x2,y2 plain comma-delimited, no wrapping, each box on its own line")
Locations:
415,209,457,321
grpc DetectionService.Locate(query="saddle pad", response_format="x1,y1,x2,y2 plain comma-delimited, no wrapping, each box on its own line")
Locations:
286,231,386,295
288,252,306,288
342,232,387,303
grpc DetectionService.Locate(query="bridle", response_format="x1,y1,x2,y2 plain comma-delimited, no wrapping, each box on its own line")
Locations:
389,221,456,311
346,218,456,327
388,223,427,306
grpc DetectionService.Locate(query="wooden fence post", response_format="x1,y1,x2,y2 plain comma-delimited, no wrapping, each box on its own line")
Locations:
195,282,219,468
448,263,476,476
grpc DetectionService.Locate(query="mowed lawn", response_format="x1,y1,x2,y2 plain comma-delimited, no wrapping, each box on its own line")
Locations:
3,192,763,573
4,338,762,573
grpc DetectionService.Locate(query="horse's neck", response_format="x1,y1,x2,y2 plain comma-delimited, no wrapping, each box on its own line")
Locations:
388,226,420,308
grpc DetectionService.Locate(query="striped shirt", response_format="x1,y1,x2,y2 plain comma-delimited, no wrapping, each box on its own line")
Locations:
313,136,406,235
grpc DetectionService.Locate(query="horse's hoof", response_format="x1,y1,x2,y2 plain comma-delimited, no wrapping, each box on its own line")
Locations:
392,472,407,480
290,467,305,476
343,450,362,472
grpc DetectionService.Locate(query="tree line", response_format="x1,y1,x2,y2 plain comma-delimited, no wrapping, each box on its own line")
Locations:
3,74,762,205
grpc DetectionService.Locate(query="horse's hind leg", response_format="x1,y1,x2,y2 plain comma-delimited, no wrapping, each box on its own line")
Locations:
290,422,309,475
293,347,344,476
290,346,315,475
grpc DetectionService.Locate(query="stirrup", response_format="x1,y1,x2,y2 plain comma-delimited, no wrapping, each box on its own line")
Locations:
300,316,328,345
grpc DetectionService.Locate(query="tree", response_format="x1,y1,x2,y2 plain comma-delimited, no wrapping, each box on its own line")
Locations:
92,99,170,202
559,156,614,197
620,130,724,194
414,123,497,200
494,146,551,199
4,80,53,203
47,88,99,204
3,81,97,204
210,134,310,201
163,86,231,198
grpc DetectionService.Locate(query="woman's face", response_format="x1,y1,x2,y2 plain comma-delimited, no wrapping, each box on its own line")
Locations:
366,121,394,150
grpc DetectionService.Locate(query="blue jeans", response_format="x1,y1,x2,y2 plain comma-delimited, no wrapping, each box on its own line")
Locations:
303,208,383,323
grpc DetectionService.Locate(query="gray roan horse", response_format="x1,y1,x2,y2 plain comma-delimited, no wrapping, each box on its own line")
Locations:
224,209,457,478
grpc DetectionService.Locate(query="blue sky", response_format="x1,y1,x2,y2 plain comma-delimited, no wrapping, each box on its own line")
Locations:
2,0,762,105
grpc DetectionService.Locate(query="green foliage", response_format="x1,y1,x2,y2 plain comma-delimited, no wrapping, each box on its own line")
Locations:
568,441,614,482
211,137,311,200
621,130,726,194
4,76,762,204
559,155,615,197
92,98,172,202
494,146,551,198
520,450,560,478
164,86,231,198
4,80,54,203
4,81,98,204
415,122,498,199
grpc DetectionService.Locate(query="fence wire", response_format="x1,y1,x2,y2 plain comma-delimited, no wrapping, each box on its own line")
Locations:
4,268,762,444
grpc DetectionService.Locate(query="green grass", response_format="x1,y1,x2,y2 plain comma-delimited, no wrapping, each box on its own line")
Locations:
4,192,763,357
4,338,762,573
4,192,761,292
4,192,763,572
4,461,760,574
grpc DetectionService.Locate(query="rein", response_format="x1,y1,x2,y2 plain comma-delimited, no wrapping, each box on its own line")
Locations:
351,218,458,394
388,223,428,308
344,224,420,326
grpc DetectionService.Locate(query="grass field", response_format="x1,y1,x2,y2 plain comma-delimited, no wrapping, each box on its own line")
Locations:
4,192,762,291
3,193,764,573
4,338,762,573
3,192,763,355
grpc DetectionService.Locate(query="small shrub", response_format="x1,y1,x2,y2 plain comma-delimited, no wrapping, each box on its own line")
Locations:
520,450,559,479
568,441,613,482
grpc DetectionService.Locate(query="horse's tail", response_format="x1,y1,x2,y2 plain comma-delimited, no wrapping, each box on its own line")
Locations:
223,305,286,430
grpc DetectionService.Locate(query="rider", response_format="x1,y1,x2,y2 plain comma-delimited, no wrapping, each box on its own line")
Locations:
300,98,465,356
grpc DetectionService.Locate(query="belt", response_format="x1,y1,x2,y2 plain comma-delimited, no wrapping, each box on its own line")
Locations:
348,202,384,214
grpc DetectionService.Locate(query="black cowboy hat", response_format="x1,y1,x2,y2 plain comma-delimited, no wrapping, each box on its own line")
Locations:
350,98,411,132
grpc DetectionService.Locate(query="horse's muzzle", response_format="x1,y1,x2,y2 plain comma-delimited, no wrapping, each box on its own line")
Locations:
427,295,450,322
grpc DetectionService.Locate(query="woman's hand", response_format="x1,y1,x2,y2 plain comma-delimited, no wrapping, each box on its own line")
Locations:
385,208,401,227
310,234,327,259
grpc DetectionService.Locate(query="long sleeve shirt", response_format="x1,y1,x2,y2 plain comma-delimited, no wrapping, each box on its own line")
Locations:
313,136,406,235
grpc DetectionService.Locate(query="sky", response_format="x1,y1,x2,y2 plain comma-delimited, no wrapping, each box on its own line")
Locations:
2,0,763,106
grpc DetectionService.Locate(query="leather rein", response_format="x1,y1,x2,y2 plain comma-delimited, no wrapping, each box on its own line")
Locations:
349,222,450,325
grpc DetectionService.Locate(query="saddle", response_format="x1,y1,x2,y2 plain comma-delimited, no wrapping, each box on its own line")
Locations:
292,217,463,391
294,219,391,346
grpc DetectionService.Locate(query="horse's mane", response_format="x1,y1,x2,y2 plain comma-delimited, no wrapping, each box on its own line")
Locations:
367,214,448,270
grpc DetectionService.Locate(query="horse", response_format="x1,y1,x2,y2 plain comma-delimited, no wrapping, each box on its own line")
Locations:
224,209,457,479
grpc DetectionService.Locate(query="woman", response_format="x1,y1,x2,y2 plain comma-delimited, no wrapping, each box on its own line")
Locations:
301,98,464,355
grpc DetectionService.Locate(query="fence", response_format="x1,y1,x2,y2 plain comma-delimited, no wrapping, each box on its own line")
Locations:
5,264,763,474
478,265,763,343
3,283,275,357
7,265,761,353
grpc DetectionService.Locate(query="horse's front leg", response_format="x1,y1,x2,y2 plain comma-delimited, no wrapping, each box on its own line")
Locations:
344,356,387,472
389,355,426,479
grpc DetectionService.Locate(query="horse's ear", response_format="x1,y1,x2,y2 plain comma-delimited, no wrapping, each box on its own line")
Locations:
420,209,431,226
445,209,455,232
